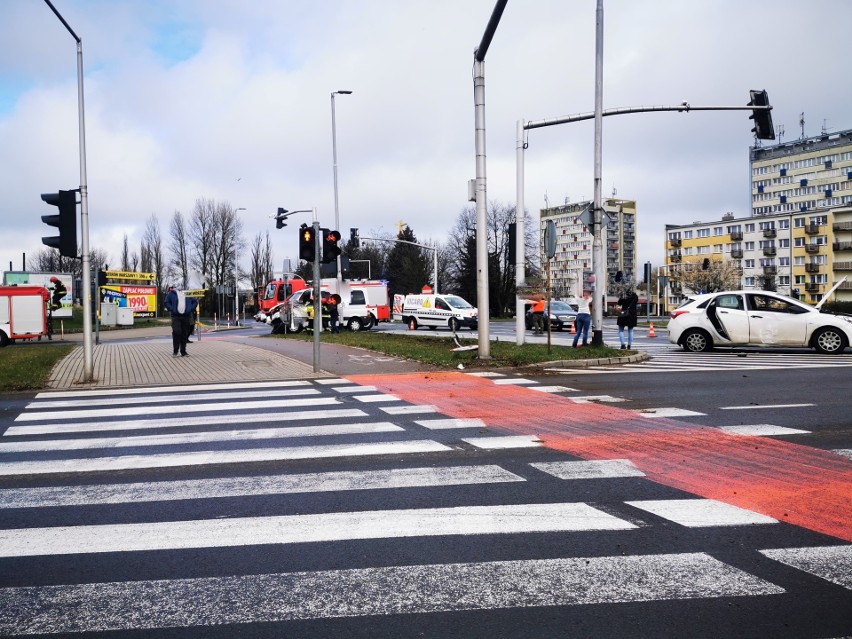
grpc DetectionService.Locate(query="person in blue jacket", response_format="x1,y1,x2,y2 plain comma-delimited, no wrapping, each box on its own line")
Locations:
164,286,198,357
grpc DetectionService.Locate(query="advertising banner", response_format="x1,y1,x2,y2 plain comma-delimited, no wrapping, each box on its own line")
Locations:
1,271,73,318
100,285,158,318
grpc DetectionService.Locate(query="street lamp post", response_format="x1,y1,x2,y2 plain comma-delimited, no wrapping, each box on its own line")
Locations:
234,207,246,325
331,90,352,289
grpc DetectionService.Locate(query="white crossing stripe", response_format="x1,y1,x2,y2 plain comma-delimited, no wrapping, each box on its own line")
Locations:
720,403,815,410
627,499,778,527
414,418,487,430
570,395,627,404
492,378,537,385
25,387,320,410
33,380,312,399
14,397,341,422
0,440,452,477
314,378,354,384
638,407,706,418
353,394,401,403
0,422,404,453
528,385,579,393
0,553,784,633
381,405,437,415
331,385,377,393
3,408,367,437
0,503,637,557
531,459,646,480
0,465,526,509
832,449,852,461
465,372,505,377
463,435,542,450
719,424,811,436
759,545,852,590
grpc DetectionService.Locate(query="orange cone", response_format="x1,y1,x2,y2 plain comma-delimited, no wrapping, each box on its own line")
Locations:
648,322,656,338
409,318,416,331
570,321,576,334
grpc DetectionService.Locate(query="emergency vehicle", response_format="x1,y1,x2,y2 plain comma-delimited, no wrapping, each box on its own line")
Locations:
267,278,390,332
400,293,478,331
256,275,308,315
0,286,50,346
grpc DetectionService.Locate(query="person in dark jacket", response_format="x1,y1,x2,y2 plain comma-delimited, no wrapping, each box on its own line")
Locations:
616,289,639,350
164,286,198,357
48,276,67,311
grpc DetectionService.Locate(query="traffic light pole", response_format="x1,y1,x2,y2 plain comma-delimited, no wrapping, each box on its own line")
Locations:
43,0,94,380
312,218,321,373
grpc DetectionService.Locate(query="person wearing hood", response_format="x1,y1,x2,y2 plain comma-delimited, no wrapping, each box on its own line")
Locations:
164,286,198,358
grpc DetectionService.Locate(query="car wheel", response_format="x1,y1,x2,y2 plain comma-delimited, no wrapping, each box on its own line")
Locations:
0,330,8,348
812,327,847,354
681,328,712,352
449,318,460,332
360,315,374,331
348,317,363,332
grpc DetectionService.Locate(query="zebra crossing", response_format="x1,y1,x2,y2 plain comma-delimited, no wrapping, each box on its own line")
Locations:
1,379,850,636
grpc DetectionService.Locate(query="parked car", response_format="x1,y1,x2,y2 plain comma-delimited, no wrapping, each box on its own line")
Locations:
524,300,578,331
667,282,852,354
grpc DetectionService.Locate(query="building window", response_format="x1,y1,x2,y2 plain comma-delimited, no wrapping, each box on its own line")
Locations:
745,223,755,232
744,259,755,268
745,241,755,250
684,230,693,239
713,227,723,236
697,228,710,238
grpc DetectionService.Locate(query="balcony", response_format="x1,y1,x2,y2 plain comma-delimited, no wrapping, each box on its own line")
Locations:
805,263,821,273
805,283,821,293
832,222,852,232
838,281,852,290
731,249,743,259
833,241,852,251
804,224,820,235
763,228,777,239
834,261,852,270
763,266,777,276
669,238,682,247
670,252,682,263
729,231,743,241
805,244,821,254
762,247,777,257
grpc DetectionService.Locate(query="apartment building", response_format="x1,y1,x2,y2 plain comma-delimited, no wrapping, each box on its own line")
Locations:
664,127,852,305
541,198,637,298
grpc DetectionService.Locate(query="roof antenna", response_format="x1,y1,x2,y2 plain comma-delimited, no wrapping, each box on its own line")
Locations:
776,124,784,144
800,112,805,139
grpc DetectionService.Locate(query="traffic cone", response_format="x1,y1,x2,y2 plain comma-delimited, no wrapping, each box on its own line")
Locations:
570,321,576,334
409,318,416,330
648,322,656,338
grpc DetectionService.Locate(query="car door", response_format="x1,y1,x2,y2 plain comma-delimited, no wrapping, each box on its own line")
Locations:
746,294,808,345
707,294,749,344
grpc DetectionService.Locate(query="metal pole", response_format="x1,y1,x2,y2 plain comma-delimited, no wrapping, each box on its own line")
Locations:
515,119,526,345
312,216,321,373
331,90,351,289
591,0,605,347
433,248,438,295
473,57,490,358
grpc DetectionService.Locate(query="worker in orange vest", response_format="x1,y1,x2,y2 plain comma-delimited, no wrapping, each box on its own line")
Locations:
531,299,546,335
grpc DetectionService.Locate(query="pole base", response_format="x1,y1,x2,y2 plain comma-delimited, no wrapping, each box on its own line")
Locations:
591,329,604,347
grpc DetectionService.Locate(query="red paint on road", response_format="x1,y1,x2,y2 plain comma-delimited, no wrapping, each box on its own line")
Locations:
350,372,852,542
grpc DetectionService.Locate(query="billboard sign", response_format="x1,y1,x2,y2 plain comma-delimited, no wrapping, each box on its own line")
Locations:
100,285,158,318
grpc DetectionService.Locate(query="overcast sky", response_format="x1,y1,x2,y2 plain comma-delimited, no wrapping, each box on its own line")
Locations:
2,0,850,279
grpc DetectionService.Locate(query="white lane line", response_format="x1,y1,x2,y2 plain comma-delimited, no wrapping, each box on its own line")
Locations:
353,394,401,403
0,502,636,558
638,407,706,418
331,385,377,393
3,408,367,437
26,387,320,409
0,465,525,509
14,397,340,423
492,378,537,385
627,499,778,527
570,395,627,404
414,418,487,430
718,424,811,436
314,378,354,385
0,553,784,633
720,403,816,411
531,459,645,480
33,380,312,399
381,405,437,415
759,545,852,590
463,435,542,450
0,422,404,453
528,386,579,393
0,440,452,477
465,372,505,377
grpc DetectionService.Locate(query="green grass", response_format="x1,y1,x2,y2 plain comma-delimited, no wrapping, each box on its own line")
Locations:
0,344,75,391
267,329,627,368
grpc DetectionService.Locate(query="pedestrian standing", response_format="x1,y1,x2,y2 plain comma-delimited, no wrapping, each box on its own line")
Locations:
531,298,546,335
617,288,639,349
328,294,341,334
572,292,592,347
164,286,198,357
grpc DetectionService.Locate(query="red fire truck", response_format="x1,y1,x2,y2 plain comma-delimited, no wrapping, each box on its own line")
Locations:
0,286,50,346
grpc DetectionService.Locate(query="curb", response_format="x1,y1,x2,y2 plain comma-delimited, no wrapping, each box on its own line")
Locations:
524,351,650,369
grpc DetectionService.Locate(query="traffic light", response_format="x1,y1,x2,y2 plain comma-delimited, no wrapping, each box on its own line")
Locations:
97,270,107,288
322,229,342,264
276,208,288,229
299,224,316,261
350,227,360,248
40,189,77,258
748,89,775,140
507,222,516,266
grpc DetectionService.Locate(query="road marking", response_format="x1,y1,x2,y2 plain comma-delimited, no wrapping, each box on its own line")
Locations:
531,459,646,480
492,378,537,385
3,408,367,437
833,449,852,461
462,435,542,449
0,465,525,509
720,403,816,410
32,380,313,399
26,387,320,410
0,553,784,633
331,385,377,393
528,385,579,393
627,499,778,527
719,425,811,436
569,395,627,404
759,545,852,590
0,422,405,453
465,372,505,377
638,407,706,418
0,503,636,557
353,394,401,403
314,378,354,385
14,397,341,422
0,440,451,477
381,405,437,415
415,418,487,430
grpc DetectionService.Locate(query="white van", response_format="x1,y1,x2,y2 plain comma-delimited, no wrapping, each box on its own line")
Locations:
401,294,478,331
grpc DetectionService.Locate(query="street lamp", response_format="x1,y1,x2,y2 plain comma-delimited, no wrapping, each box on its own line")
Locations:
234,207,246,325
331,90,352,289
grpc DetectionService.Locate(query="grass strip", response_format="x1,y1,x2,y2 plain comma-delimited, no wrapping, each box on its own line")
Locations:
0,344,75,392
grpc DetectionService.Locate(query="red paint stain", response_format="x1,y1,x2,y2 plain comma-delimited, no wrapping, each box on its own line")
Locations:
350,372,852,542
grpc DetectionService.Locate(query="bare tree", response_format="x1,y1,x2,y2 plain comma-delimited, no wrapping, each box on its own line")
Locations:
188,198,217,288
141,214,166,299
120,235,130,271
669,258,742,294
209,202,244,287
168,210,190,288
248,231,274,293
